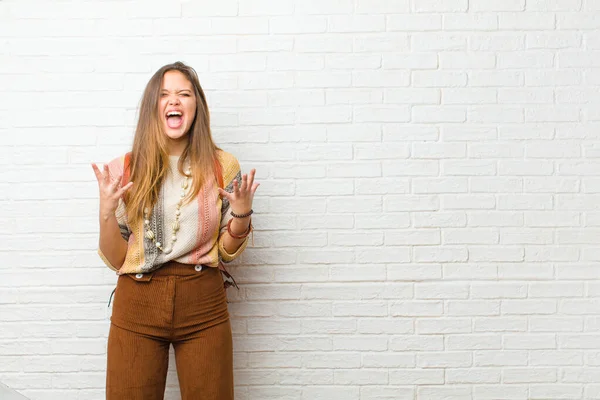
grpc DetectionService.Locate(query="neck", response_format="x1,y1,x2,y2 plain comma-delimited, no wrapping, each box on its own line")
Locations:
167,138,187,156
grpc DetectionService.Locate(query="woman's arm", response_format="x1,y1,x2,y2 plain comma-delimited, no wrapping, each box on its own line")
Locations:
92,162,133,271
218,168,259,259
220,214,251,254
99,211,129,270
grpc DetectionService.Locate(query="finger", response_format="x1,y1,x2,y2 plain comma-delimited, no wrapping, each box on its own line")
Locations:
110,174,123,191
240,174,248,192
251,182,260,194
232,178,240,194
103,164,111,184
218,187,231,200
246,169,256,189
117,181,134,196
91,163,103,182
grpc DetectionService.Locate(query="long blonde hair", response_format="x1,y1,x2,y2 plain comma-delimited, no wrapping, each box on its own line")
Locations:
124,61,222,225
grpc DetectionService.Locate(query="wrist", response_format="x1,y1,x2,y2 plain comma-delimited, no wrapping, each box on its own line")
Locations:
227,218,252,239
99,208,116,222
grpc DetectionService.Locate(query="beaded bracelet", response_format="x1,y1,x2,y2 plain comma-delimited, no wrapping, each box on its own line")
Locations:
230,209,253,218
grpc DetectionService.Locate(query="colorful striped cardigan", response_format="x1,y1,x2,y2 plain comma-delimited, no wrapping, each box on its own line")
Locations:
97,150,248,282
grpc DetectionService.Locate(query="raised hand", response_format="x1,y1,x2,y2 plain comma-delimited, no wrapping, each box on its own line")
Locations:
91,163,133,218
218,168,260,215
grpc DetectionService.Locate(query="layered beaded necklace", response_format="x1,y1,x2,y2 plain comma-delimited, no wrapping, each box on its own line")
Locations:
143,162,192,255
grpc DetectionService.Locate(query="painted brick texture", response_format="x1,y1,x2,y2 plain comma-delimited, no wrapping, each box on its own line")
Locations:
1,0,600,399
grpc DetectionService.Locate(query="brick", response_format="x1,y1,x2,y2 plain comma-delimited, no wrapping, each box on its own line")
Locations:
474,385,528,399
327,54,382,69
417,319,471,335
413,71,467,87
470,0,525,11
527,0,582,11
447,301,501,316
500,13,555,29
362,353,415,368
529,385,583,399
414,0,468,12
471,284,527,299
502,300,557,315
447,368,500,384
418,386,473,398
327,89,383,105
412,33,467,51
385,88,440,104
558,13,600,29
474,351,528,367
390,301,443,317
294,0,354,14
415,283,469,299
412,178,468,194
530,350,583,366
239,0,293,15
328,16,386,33
530,317,583,332
333,336,387,351
269,16,327,33
525,179,580,194
474,317,527,332
390,335,444,351
504,334,557,349
469,34,525,51
443,13,498,30
389,369,444,385
330,265,387,282
303,353,361,368
417,352,472,368
333,302,388,317
302,387,359,400
442,195,496,210
356,0,410,13
353,34,410,52
387,14,442,31
357,318,413,334
387,264,443,281
334,369,387,384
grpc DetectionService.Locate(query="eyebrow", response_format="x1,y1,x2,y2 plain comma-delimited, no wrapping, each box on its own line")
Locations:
160,89,192,93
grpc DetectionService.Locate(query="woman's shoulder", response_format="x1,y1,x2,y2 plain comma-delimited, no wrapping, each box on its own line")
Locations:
216,149,241,183
216,149,241,170
105,152,132,179
216,149,239,167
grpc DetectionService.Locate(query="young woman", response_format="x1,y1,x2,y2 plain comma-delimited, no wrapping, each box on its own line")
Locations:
91,61,259,400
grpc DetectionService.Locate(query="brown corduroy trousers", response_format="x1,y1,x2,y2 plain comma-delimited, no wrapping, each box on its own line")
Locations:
106,261,233,400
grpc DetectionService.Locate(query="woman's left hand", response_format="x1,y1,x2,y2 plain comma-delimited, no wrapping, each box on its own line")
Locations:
218,168,260,214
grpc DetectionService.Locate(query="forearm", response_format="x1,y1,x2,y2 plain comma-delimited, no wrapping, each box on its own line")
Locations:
221,215,251,254
99,211,128,269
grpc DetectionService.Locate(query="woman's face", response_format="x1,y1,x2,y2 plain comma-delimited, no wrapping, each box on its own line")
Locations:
158,70,197,152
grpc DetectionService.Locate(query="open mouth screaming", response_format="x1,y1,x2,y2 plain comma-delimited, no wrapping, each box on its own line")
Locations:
166,110,183,129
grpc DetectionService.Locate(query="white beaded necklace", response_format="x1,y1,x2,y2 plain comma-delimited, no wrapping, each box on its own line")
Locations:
143,162,192,255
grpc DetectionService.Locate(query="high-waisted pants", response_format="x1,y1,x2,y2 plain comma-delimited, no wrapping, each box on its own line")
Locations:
106,261,233,400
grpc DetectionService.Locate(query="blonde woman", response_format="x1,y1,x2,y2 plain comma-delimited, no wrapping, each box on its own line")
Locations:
91,61,258,400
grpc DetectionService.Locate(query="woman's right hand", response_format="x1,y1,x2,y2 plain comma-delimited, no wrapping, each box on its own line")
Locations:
91,163,133,218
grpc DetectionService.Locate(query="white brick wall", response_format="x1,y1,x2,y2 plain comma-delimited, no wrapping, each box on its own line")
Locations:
2,0,600,399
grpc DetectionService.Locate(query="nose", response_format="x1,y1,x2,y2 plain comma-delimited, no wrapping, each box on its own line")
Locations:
168,96,180,105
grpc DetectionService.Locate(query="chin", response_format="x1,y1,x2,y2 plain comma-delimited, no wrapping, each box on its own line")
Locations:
164,126,188,139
